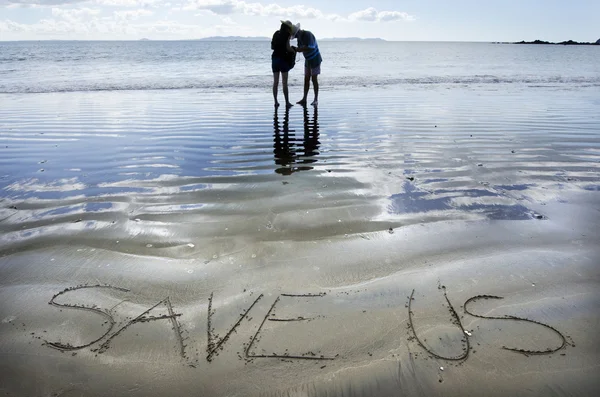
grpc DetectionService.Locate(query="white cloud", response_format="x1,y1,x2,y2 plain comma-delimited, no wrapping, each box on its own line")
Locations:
326,14,344,22
52,7,100,21
184,0,235,14
220,15,235,25
181,2,413,22
1,1,416,40
114,8,153,20
0,19,21,31
377,10,415,22
249,3,323,19
0,0,161,6
348,7,414,22
1,0,86,5
348,7,378,22
0,11,232,38
183,1,324,18
94,0,161,7
0,17,88,34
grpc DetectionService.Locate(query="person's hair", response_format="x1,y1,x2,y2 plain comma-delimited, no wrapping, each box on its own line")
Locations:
280,23,291,37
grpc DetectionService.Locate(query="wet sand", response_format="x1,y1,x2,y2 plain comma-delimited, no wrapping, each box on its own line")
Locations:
0,87,599,396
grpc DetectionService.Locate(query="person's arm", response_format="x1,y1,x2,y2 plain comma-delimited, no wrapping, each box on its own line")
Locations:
295,33,316,52
286,39,295,53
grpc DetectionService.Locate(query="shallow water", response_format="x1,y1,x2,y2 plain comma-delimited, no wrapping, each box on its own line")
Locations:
1,88,599,254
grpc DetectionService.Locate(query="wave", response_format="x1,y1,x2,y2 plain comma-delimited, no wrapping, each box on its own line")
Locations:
1,75,599,94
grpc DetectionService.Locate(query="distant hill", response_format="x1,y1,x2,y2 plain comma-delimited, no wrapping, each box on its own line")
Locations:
195,36,385,42
196,36,270,41
321,37,386,42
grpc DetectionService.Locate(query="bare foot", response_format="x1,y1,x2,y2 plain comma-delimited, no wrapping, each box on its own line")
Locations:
311,99,318,107
286,102,294,109
297,99,307,106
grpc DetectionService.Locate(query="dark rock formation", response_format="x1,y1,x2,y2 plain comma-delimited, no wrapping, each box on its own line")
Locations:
516,39,551,45
514,39,598,45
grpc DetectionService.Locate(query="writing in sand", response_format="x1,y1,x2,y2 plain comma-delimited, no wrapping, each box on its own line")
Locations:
36,282,571,368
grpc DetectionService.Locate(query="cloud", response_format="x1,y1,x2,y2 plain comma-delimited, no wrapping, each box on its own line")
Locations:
114,8,153,20
219,16,235,25
348,7,415,22
185,0,236,14
52,7,100,21
326,14,344,22
248,3,323,19
181,2,413,22
0,18,87,34
94,0,161,6
183,1,322,19
0,0,161,6
376,10,415,22
0,11,234,38
1,0,87,5
348,7,378,22
2,0,415,24
1,1,415,40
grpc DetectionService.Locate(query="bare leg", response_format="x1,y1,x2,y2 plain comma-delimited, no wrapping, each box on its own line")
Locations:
273,72,280,107
311,75,319,106
282,72,292,108
297,73,310,106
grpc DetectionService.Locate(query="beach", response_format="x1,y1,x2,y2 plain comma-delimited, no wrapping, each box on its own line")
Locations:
0,85,599,396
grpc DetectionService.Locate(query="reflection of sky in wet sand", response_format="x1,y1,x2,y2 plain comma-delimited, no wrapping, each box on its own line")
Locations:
1,89,600,254
389,182,537,220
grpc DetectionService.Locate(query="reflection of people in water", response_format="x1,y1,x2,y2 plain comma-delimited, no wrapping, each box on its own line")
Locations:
300,105,319,167
273,107,295,175
273,106,319,175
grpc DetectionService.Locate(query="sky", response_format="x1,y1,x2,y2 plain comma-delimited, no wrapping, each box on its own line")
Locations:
1,0,599,41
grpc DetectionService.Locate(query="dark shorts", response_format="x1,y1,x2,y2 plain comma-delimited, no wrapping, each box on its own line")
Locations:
272,57,293,73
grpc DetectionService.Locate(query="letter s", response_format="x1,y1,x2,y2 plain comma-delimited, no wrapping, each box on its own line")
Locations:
464,295,566,355
46,285,129,351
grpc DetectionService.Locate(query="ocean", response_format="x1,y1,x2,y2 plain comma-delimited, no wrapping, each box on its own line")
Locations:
0,40,599,397
1,40,599,93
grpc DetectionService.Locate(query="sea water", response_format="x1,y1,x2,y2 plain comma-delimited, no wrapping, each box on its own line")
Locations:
1,40,599,93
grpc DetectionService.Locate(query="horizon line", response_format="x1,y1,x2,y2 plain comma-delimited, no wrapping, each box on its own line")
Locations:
0,39,516,43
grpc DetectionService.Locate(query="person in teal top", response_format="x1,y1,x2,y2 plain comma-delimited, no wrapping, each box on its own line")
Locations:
292,23,322,107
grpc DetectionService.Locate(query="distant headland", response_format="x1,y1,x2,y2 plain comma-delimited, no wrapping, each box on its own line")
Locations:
511,39,600,45
195,36,269,41
186,36,386,42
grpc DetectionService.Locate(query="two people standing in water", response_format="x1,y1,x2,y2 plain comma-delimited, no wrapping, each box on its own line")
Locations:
271,20,322,108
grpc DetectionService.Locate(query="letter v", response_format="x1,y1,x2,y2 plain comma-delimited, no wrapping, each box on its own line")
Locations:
206,292,264,362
